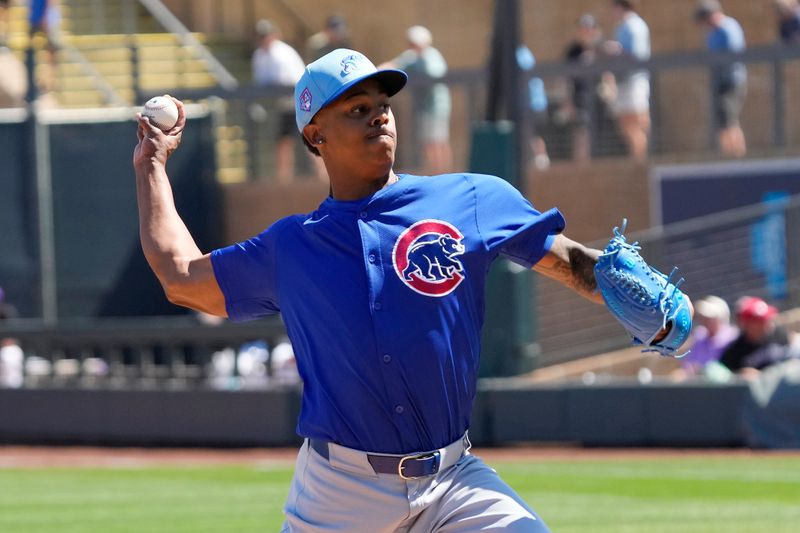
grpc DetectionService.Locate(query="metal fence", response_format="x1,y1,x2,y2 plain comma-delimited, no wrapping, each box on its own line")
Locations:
14,3,800,180
536,194,800,366
0,317,288,390
139,42,800,183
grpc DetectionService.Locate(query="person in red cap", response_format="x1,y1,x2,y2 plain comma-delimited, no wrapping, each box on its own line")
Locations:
719,297,797,379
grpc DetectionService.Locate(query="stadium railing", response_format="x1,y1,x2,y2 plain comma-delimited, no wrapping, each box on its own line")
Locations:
0,316,287,390
2,194,797,386
137,42,800,181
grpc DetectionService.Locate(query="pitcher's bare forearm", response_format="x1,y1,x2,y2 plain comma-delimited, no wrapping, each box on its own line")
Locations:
133,102,226,316
135,159,202,283
533,234,604,303
134,160,224,316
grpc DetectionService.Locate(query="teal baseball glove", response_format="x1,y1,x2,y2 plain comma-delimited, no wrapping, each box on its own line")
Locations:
594,220,692,357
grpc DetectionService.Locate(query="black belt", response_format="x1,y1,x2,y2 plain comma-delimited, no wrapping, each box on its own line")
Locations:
309,438,444,480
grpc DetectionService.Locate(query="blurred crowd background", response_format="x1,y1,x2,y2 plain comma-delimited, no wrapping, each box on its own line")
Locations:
0,0,799,407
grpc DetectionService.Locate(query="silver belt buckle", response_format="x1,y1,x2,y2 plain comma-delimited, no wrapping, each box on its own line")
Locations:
397,451,439,480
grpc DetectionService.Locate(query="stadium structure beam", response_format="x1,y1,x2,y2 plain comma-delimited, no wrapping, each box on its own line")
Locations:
485,0,529,192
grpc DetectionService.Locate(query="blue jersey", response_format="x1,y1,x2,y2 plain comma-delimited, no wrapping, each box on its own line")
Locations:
707,16,747,89
211,173,565,453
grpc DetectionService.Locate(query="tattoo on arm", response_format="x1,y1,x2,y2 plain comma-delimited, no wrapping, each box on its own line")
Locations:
534,237,603,303
568,246,600,295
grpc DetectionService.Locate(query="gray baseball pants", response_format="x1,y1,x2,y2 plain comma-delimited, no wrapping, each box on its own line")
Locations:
280,435,550,532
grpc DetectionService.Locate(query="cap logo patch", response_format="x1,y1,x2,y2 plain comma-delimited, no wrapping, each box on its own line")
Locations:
340,54,364,77
299,87,313,112
392,220,466,297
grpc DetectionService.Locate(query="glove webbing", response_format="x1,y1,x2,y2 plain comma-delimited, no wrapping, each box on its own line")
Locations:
605,220,689,358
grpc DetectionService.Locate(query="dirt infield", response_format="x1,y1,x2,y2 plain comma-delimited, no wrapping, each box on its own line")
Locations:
2,445,797,469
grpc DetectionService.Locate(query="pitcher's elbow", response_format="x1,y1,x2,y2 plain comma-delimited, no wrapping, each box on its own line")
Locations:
161,274,191,308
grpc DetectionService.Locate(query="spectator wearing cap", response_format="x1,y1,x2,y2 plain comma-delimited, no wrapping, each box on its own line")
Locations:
252,19,306,183
380,26,452,174
695,0,748,158
774,0,800,44
562,13,605,163
673,295,738,380
720,297,797,379
306,14,352,62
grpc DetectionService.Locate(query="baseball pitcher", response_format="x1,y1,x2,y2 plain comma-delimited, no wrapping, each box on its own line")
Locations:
133,48,693,532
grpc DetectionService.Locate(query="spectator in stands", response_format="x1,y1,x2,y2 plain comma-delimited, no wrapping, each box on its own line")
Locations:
381,26,452,174
605,0,651,162
561,13,605,164
720,297,798,380
28,0,61,92
0,45,27,107
302,15,353,182
270,336,300,386
306,14,352,62
672,295,738,380
0,0,9,46
252,19,306,183
695,0,748,158
0,286,23,388
237,339,270,389
0,286,18,321
517,45,550,171
774,0,800,44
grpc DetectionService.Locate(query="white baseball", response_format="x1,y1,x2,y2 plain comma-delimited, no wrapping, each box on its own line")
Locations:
142,96,179,131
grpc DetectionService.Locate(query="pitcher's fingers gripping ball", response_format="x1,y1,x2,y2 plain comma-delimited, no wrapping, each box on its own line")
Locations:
594,219,693,357
134,97,185,165
142,95,179,131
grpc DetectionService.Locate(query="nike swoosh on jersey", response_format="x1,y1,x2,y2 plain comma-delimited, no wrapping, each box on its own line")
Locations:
303,214,329,225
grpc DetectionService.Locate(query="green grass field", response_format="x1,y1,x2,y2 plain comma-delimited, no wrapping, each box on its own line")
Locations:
1,455,799,532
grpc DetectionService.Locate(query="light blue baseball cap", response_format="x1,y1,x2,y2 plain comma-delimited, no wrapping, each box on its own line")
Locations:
294,48,407,133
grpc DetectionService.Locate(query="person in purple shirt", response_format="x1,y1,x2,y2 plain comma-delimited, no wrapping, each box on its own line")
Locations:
673,295,737,380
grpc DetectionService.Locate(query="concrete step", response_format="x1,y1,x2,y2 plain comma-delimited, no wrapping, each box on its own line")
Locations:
217,167,249,184
217,125,246,140
137,72,217,88
67,32,209,46
203,36,251,80
57,54,210,73
9,0,253,182
62,0,160,34
74,47,131,62
55,91,111,107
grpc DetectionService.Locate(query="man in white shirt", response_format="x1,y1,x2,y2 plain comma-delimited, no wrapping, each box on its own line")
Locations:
252,20,306,183
606,0,651,162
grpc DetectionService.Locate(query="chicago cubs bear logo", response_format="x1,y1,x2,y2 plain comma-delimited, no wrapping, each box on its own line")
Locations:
393,220,466,297
340,54,363,77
